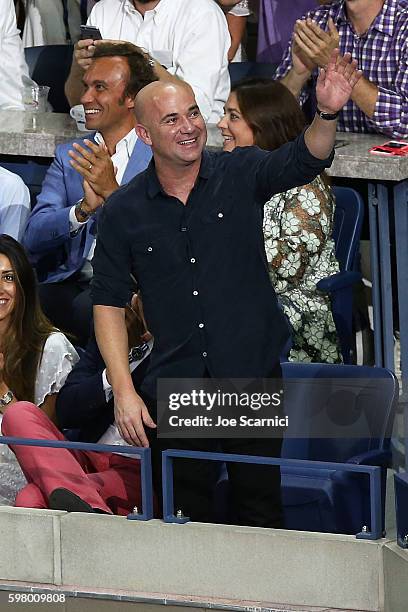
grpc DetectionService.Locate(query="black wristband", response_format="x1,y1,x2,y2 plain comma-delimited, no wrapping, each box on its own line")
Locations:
316,107,339,121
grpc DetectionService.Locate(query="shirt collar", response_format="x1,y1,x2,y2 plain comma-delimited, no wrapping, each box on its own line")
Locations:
336,0,394,36
125,0,170,24
149,0,171,24
94,128,137,156
146,150,213,200
371,0,396,36
331,1,348,27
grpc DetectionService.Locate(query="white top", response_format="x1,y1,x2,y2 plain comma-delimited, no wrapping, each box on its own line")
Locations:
0,0,31,109
69,127,138,260
0,167,31,241
87,0,230,122
34,332,79,407
228,0,251,63
0,332,79,506
229,0,251,17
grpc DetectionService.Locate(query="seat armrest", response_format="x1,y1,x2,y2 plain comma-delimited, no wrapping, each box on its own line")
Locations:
347,449,391,468
317,271,361,293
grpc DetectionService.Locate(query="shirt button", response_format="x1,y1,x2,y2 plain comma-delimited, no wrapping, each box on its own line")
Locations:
202,352,208,358
198,323,204,329
193,290,199,296
147,246,153,252
181,227,187,232
218,212,224,218
190,258,196,263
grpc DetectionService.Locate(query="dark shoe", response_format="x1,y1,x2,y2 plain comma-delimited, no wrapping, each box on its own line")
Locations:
48,488,109,514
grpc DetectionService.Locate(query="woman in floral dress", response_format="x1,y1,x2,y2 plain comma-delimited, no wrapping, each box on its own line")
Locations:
217,78,342,363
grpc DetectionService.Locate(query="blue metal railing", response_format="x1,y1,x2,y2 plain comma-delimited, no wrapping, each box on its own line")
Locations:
0,438,385,539
162,449,383,540
0,437,153,521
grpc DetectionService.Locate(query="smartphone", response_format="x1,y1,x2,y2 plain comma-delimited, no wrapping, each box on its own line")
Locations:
80,25,102,41
370,140,408,156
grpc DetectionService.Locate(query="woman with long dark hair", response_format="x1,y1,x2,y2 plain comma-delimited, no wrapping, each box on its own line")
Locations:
218,78,341,363
0,235,78,504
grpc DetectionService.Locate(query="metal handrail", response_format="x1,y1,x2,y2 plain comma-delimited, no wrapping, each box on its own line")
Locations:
0,436,153,520
162,448,383,540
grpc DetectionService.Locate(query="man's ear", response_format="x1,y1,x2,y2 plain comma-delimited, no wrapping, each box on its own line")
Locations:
136,123,152,146
126,95,135,110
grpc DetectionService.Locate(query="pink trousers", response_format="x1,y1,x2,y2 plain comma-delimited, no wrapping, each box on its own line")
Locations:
1,401,142,515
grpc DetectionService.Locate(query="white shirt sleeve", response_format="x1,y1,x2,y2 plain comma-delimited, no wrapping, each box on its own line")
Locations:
35,332,79,407
229,1,251,17
0,0,31,110
69,204,89,233
0,167,30,241
102,369,113,402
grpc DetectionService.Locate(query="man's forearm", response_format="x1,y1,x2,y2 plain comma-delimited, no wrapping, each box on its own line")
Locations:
350,75,378,118
304,114,337,160
281,68,311,99
93,305,134,396
65,59,85,107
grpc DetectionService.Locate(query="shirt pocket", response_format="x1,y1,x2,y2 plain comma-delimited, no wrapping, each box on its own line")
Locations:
200,192,235,225
130,232,188,285
151,50,174,69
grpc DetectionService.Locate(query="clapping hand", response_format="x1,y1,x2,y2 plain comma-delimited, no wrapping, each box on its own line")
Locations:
69,139,119,212
291,38,315,76
316,50,362,114
294,17,340,69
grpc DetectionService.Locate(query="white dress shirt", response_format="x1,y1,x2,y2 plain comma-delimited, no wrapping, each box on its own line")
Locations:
0,0,32,110
0,167,31,241
69,127,137,260
87,0,230,122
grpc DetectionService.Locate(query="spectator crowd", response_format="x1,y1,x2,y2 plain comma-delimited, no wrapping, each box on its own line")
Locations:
0,0,405,527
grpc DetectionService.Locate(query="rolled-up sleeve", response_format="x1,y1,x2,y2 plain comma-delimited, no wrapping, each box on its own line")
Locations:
90,198,133,308
368,43,408,138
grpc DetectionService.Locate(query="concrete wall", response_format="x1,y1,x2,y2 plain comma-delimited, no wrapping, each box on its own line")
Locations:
0,507,407,612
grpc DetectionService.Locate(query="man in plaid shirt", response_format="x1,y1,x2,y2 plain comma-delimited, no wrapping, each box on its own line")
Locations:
275,0,408,138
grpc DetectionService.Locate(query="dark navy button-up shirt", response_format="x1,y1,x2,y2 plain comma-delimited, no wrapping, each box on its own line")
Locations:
91,133,333,397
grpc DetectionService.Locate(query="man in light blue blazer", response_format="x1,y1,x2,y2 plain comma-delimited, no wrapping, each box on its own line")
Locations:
24,42,156,345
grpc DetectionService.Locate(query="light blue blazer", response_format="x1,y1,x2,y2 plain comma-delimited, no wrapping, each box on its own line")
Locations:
23,135,152,283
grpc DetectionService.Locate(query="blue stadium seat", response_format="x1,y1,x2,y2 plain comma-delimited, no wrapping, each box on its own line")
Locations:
0,156,51,208
228,61,278,85
317,186,364,363
280,362,397,535
24,44,74,113
214,363,397,536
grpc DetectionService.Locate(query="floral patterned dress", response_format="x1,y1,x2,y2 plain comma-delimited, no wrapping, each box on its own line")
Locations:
263,175,342,363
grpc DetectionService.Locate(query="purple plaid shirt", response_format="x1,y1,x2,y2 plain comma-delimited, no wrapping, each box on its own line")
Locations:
275,0,408,138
